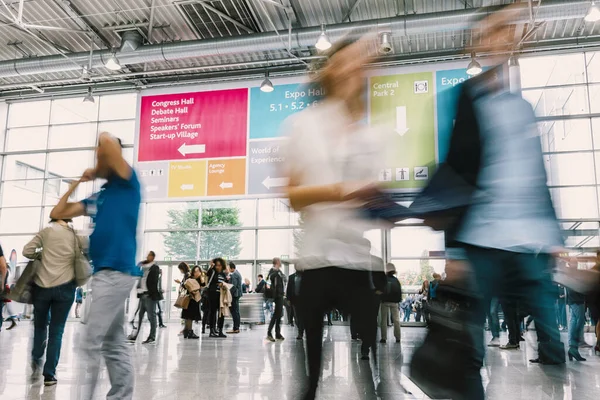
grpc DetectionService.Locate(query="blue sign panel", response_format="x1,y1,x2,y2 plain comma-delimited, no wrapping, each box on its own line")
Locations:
249,83,325,139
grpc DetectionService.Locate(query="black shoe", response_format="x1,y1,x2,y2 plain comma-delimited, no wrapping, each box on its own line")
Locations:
217,332,227,338
296,336,303,340
43,376,57,386
7,319,17,330
202,327,206,334
187,330,200,339
127,334,137,342
142,337,155,344
396,339,401,343
159,324,167,329
276,335,285,341
182,329,189,339
568,347,586,361
361,352,369,360
380,339,387,344
266,335,276,342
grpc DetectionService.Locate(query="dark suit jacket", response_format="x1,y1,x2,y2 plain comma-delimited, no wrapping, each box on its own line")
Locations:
146,264,162,301
286,273,299,304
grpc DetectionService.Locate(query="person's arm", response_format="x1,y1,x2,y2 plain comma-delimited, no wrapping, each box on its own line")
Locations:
97,132,131,180
49,180,87,220
23,230,45,259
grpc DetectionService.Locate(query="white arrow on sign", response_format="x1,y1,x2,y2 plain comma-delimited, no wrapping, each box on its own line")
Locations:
145,185,158,193
395,106,409,136
219,182,233,189
180,184,194,191
262,176,289,190
178,143,206,156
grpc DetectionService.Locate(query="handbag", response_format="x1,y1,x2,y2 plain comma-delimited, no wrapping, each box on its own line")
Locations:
7,259,39,304
71,228,93,287
174,290,190,309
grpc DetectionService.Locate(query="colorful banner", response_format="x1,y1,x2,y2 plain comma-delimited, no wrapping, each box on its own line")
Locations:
138,89,248,162
249,83,325,139
370,72,436,190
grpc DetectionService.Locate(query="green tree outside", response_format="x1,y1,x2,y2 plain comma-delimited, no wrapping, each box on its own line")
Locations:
163,205,241,261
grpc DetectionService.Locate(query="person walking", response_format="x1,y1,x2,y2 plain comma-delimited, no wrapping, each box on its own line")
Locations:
127,251,161,344
566,259,587,361
379,264,402,344
282,36,383,399
286,270,304,340
226,262,243,334
23,218,84,386
266,258,286,342
74,287,83,319
50,132,141,400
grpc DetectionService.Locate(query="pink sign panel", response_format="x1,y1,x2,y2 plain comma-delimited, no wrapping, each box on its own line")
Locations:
138,88,248,162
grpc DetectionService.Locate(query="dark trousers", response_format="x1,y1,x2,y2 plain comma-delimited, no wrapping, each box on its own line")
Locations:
267,296,283,336
208,291,224,332
300,267,375,398
487,297,500,339
285,300,295,325
501,299,520,344
157,301,164,326
230,296,241,330
464,247,563,399
31,281,76,378
292,304,304,337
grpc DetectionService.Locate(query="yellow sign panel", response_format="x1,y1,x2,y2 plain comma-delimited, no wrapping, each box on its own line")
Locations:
168,160,207,198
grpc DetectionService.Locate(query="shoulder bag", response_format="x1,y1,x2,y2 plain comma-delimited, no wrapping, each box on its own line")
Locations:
72,228,93,287
7,259,39,304
174,288,190,309
201,270,216,301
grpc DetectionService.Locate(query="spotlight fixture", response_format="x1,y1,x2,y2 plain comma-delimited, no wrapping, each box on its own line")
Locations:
105,53,121,71
466,52,482,76
378,32,393,54
315,24,331,51
585,1,600,22
260,71,274,93
83,87,95,103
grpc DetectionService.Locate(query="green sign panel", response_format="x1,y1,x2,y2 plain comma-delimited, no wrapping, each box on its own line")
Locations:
370,72,436,190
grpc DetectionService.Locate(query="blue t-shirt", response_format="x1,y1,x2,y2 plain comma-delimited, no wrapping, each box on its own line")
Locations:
82,171,141,276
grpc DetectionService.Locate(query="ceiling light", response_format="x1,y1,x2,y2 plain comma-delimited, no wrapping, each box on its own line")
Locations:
315,24,331,51
105,54,121,71
83,87,95,103
466,52,482,76
260,71,274,93
379,32,393,54
585,1,600,22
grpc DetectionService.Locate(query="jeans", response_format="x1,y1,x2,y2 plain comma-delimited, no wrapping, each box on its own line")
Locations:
230,296,241,330
380,302,401,341
83,270,136,400
267,296,283,337
299,267,375,399
136,295,157,340
402,307,411,322
556,301,567,328
568,303,585,348
487,298,500,339
31,281,76,378
464,247,563,400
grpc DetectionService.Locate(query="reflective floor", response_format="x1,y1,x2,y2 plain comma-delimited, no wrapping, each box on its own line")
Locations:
1,321,599,399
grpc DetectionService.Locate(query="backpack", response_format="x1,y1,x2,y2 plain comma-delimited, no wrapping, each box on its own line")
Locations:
383,276,402,303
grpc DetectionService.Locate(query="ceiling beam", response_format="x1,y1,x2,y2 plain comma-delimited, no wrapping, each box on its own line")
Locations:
342,0,365,22
178,0,255,33
147,0,157,44
52,0,112,50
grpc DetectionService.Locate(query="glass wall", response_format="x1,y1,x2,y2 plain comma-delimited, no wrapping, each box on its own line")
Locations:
1,51,599,320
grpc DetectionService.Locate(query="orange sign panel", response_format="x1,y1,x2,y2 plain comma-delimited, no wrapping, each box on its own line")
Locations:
207,158,246,196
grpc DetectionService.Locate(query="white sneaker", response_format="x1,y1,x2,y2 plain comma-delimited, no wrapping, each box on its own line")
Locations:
487,337,501,347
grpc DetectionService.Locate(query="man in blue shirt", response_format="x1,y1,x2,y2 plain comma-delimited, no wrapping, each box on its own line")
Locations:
50,132,141,400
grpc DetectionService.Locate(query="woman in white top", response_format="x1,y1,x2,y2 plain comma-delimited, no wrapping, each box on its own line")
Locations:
23,218,83,386
283,37,384,400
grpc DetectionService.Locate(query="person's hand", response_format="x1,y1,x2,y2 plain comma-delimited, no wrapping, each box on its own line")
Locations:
174,279,181,284
80,168,96,183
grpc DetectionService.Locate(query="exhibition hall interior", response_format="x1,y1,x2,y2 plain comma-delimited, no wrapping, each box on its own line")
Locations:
1,0,600,399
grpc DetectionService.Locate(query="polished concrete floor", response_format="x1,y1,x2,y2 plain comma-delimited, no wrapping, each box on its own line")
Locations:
1,320,599,400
